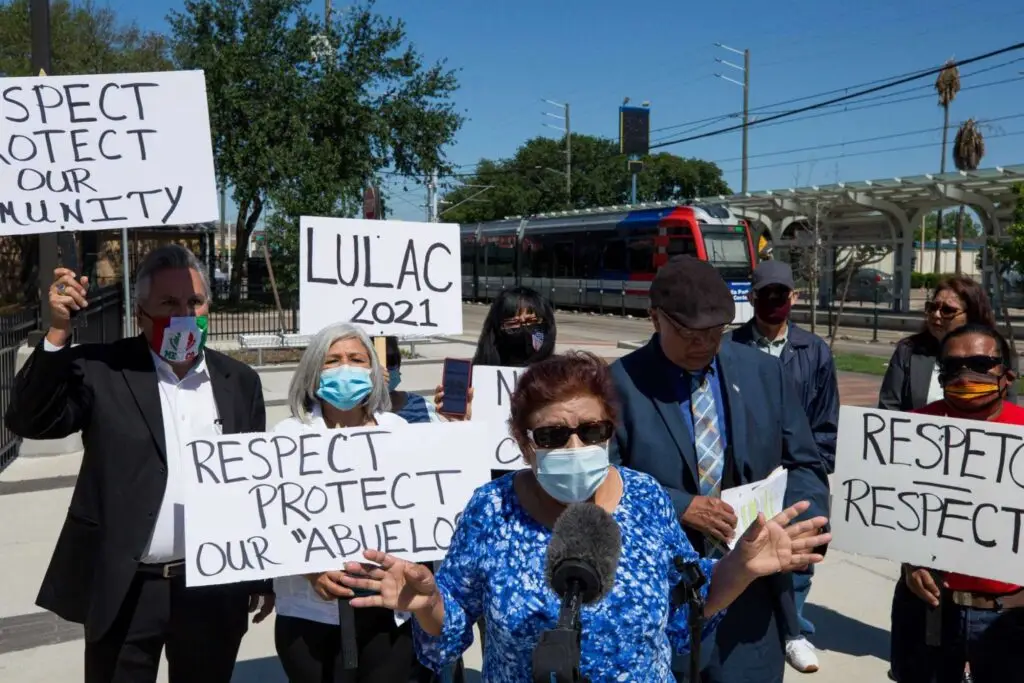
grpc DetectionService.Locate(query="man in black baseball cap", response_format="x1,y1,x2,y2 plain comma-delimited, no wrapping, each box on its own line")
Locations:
728,259,839,674
609,255,830,683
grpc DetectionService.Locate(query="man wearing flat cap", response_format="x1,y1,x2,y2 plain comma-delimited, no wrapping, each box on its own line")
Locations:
609,256,830,683
727,260,839,674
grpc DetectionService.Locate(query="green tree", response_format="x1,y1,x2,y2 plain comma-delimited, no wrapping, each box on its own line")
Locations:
0,0,172,304
921,209,982,242
169,0,462,300
440,134,731,224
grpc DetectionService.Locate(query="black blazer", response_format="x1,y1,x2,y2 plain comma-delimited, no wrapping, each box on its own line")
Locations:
878,331,1018,411
3,336,266,640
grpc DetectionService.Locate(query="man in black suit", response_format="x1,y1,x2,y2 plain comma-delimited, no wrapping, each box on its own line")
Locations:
5,245,274,683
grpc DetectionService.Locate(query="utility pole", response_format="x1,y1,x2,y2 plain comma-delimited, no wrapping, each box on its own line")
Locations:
28,0,56,346
426,171,439,222
543,99,571,206
714,43,750,193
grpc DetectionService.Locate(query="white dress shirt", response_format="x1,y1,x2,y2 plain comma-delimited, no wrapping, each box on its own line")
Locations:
43,340,221,563
272,405,411,627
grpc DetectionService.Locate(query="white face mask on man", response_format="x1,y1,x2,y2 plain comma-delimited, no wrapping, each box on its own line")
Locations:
533,443,611,504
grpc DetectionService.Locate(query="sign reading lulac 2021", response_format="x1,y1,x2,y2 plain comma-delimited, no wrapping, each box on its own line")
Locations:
299,216,463,337
0,70,218,236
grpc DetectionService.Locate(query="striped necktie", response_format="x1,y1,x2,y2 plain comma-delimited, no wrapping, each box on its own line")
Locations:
691,373,727,557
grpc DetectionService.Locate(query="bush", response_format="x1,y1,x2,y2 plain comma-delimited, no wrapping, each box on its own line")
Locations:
910,272,958,290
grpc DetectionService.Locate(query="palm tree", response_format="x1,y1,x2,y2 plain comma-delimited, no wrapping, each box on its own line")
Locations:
933,59,960,274
952,119,985,273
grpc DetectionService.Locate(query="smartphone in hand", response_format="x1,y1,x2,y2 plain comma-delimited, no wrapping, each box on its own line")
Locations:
440,358,472,417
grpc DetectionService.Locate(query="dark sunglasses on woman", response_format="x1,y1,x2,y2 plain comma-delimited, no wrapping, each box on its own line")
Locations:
924,301,964,319
528,420,615,449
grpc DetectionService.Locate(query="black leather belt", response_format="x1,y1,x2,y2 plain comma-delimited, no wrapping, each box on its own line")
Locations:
137,561,185,579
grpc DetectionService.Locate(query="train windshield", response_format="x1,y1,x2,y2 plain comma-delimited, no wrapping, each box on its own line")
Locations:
703,232,751,280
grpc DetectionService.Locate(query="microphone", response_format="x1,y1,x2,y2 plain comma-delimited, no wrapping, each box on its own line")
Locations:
532,503,622,683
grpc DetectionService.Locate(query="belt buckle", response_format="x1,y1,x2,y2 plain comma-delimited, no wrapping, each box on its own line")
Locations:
162,561,184,579
951,591,971,607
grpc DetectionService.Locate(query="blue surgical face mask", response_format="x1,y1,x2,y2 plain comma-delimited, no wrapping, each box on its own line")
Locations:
316,366,373,411
534,444,611,504
387,367,402,392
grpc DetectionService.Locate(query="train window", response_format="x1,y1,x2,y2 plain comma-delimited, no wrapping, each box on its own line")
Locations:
628,238,656,274
601,240,627,272
553,241,574,277
525,238,551,278
487,241,517,277
667,237,698,257
577,237,601,278
461,240,477,276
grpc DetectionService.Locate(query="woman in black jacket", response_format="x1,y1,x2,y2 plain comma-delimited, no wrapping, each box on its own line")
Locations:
881,276,1014,683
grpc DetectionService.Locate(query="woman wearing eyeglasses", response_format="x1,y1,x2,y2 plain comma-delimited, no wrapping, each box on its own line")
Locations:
879,276,1014,412
879,276,1015,683
335,352,832,682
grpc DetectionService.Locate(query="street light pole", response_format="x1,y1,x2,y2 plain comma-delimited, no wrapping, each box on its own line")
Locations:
714,43,750,193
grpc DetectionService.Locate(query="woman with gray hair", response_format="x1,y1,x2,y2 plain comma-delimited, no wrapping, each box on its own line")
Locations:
271,322,432,683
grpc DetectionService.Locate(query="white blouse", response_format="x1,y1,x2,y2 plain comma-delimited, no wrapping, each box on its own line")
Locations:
271,405,411,627
926,362,944,405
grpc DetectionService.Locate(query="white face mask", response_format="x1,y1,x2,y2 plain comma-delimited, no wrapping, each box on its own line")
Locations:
533,443,611,504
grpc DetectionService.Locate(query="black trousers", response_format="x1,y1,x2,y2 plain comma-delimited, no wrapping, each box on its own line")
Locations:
84,573,249,683
275,611,436,683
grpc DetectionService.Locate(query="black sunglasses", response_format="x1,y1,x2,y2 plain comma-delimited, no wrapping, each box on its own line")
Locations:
528,420,615,449
938,355,1005,376
925,301,964,319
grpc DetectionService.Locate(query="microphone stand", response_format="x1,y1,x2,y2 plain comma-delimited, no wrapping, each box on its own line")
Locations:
673,557,707,683
532,578,591,683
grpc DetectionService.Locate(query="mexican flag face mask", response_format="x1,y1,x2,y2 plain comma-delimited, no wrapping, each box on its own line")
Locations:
145,314,209,363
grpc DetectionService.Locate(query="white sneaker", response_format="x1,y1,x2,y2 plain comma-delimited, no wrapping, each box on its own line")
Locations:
785,637,820,673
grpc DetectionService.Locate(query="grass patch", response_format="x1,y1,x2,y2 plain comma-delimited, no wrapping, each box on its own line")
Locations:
833,353,890,376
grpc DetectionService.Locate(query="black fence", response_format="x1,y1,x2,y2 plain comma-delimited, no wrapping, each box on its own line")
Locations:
0,284,123,473
207,280,299,340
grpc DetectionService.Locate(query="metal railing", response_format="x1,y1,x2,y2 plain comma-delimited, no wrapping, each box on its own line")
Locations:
0,284,124,473
207,282,299,340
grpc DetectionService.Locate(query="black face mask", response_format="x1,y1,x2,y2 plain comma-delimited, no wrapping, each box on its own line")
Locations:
497,326,544,366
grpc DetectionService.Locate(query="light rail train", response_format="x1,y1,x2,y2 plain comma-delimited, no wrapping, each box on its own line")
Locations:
459,203,757,323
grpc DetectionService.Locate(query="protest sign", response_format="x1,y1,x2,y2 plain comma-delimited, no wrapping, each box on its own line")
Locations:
472,365,527,471
182,421,492,587
299,216,463,337
0,70,217,235
832,406,1024,585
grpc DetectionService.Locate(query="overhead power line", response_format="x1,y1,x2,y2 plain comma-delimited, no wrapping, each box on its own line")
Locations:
720,129,1024,175
649,42,1024,150
651,56,1023,139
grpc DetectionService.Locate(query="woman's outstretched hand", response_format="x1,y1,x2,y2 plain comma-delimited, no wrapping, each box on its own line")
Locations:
733,501,831,578
338,549,439,613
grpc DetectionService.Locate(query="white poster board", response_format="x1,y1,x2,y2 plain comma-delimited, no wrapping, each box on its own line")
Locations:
831,406,1024,585
0,70,217,235
299,216,463,337
721,467,787,549
473,365,527,471
182,421,492,587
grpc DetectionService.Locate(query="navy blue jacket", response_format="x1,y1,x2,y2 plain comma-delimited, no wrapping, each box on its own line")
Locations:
608,336,830,683
727,321,840,474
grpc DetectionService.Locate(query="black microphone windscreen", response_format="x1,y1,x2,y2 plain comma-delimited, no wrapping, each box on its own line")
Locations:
545,503,622,605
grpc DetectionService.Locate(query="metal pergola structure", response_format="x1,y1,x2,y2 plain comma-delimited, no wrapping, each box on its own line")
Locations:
699,164,1024,311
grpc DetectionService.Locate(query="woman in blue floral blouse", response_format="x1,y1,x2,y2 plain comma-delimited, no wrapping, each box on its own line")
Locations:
337,352,831,682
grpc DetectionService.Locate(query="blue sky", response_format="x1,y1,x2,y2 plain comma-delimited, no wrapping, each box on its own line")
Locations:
104,0,1024,222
